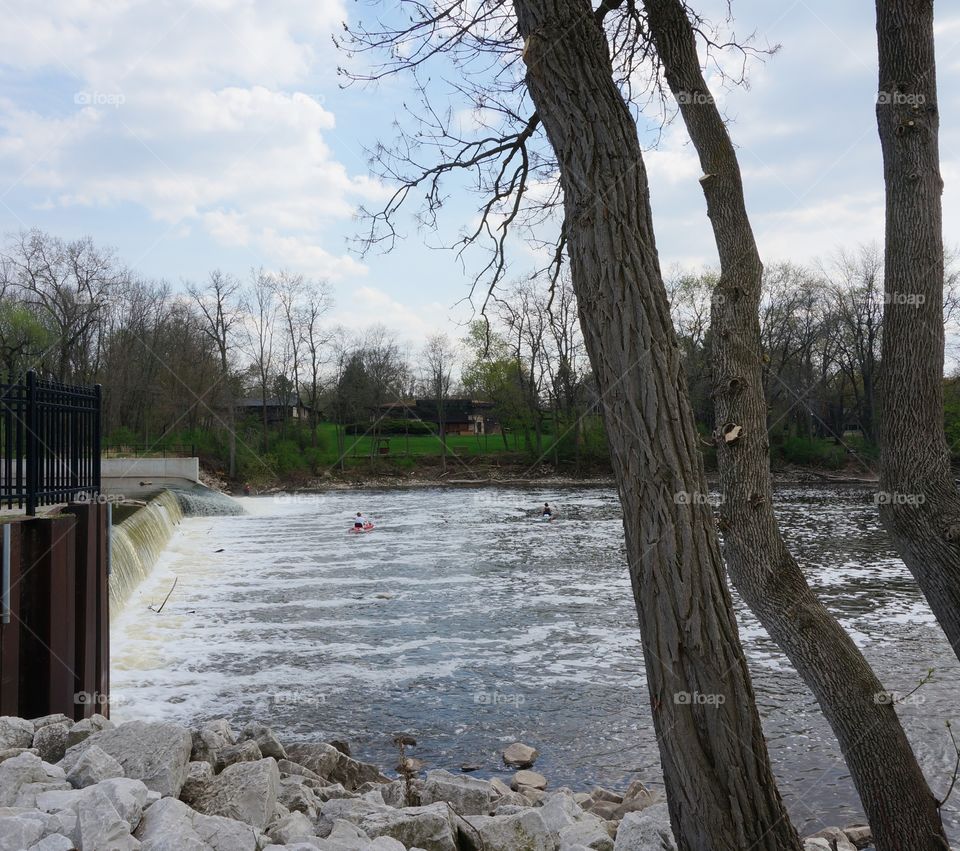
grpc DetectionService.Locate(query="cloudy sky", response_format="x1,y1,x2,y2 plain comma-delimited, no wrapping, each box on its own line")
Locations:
0,1,958,344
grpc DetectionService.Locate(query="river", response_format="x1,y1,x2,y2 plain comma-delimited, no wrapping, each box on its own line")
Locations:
110,485,960,840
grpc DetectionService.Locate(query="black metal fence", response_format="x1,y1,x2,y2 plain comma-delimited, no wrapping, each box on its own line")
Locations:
0,371,101,514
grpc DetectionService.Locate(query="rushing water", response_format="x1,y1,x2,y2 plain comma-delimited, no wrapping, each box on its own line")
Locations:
111,485,960,840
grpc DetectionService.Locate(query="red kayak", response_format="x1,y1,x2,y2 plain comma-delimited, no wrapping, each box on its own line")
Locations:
349,523,375,533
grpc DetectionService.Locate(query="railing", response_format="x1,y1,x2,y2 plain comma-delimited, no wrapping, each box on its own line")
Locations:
0,371,102,515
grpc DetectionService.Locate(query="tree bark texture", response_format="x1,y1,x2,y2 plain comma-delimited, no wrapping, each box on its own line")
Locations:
876,1,960,668
513,1,802,847
643,0,948,847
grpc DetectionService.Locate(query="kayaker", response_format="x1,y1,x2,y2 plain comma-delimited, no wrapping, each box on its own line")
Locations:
542,502,552,519
354,512,366,530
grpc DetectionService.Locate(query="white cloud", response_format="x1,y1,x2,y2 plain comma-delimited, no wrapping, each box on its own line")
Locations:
0,0,383,280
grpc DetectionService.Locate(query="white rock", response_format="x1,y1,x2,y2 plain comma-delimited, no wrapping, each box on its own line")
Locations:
0,814,45,851
809,827,857,851
31,715,72,732
66,714,114,748
241,722,287,761
74,786,141,850
66,744,125,788
0,753,66,807
27,835,75,851
268,810,316,843
96,777,150,828
285,743,341,779
613,804,677,851
187,757,279,830
540,791,585,833
420,769,493,815
464,809,559,851
359,801,458,851
512,770,548,791
134,795,261,851
803,841,831,851
63,721,192,798
559,820,613,851
0,717,35,751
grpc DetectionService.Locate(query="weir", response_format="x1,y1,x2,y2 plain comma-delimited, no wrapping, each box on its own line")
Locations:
109,486,243,615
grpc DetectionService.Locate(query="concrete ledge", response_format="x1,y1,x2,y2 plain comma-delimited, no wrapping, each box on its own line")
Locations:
101,457,200,492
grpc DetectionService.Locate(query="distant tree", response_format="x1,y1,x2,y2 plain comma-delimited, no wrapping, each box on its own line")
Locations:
188,270,243,477
421,333,457,470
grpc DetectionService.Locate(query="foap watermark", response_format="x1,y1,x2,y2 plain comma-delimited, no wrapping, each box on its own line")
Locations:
74,491,126,505
269,690,326,708
877,90,926,107
673,691,726,706
674,491,723,506
676,90,715,106
884,291,925,307
75,690,126,709
74,90,125,108
474,691,526,707
873,690,927,707
874,491,926,507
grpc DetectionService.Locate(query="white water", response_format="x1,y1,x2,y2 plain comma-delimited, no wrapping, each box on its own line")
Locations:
111,485,960,839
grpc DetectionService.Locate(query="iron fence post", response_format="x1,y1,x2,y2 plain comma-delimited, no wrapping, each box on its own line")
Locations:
25,371,37,515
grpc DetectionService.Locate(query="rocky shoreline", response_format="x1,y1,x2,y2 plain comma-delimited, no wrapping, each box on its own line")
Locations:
0,714,874,850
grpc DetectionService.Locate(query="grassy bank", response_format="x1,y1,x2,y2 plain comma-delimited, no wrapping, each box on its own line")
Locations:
107,419,890,490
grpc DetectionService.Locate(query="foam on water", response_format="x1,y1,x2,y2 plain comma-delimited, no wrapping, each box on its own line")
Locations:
111,485,960,839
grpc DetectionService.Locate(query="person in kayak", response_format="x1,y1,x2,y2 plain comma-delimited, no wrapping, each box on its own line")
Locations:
354,512,366,530
542,502,553,519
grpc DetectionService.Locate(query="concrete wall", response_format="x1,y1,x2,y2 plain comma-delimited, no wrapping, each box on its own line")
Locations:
101,458,200,494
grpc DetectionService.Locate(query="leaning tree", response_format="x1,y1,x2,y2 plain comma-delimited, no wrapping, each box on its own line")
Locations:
340,2,802,846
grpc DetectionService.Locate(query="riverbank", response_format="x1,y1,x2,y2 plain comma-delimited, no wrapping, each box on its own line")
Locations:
205,462,882,497
0,713,872,850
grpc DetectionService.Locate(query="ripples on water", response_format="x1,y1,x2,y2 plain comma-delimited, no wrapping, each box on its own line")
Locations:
111,485,960,839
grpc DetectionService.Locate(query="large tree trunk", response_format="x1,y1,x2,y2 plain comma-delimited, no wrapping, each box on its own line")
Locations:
643,1,948,848
514,2,801,848
875,2,960,662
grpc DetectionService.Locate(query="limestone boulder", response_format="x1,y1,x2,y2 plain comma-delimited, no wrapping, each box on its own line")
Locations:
614,781,663,820
502,742,538,769
462,809,559,851
558,820,613,851
285,742,341,779
512,770,548,791
27,834,75,851
134,795,261,851
278,778,322,819
267,810,316,844
72,786,141,850
358,801,458,851
190,719,236,767
215,740,262,772
240,722,287,761
0,753,68,807
420,769,494,815
65,714,114,749
63,721,192,798
186,757,279,830
178,761,214,807
0,718,34,753
32,724,70,765
843,824,872,849
613,804,677,851
66,744,125,788
809,827,856,851
0,814,45,851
